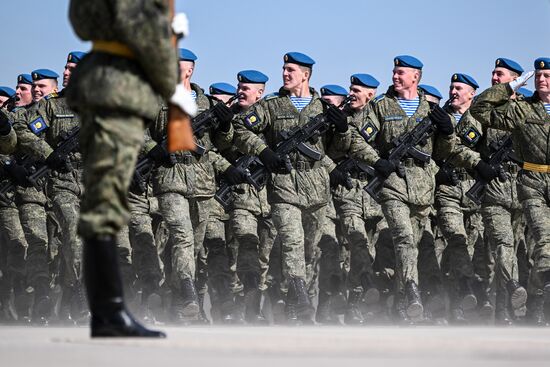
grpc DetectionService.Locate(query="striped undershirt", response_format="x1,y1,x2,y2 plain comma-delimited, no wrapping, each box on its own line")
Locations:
397,97,419,117
190,90,197,100
452,113,462,123
289,96,312,112
545,103,550,115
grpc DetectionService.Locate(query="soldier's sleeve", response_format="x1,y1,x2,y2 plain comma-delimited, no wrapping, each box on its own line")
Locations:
233,102,271,156
469,83,518,131
321,154,337,173
13,106,54,161
432,131,456,163
208,149,231,175
445,112,482,170
214,122,234,152
347,109,381,165
114,0,178,100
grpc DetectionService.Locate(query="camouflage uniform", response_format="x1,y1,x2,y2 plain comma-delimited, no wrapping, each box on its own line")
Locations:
470,82,550,319
336,87,454,320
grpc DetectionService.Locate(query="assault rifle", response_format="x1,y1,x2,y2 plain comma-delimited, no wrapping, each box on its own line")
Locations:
131,95,238,193
0,155,38,202
334,157,375,189
215,155,268,211
465,135,520,205
26,126,80,190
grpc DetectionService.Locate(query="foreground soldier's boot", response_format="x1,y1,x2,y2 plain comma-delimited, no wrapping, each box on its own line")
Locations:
361,273,380,305
84,235,165,338
458,277,477,312
506,279,527,315
526,293,549,327
494,288,513,326
315,291,340,325
404,281,423,319
289,277,314,324
172,278,200,324
344,290,365,325
31,278,52,326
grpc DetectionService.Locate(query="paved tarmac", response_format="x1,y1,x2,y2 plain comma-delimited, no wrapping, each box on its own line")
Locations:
1,325,549,367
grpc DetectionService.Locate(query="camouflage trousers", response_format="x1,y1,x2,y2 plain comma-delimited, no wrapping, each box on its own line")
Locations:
0,204,27,294
381,199,430,293
229,208,276,291
521,198,550,275
78,111,144,239
317,208,345,295
271,202,326,292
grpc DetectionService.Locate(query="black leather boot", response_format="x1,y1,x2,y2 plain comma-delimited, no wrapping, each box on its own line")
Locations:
70,284,90,325
526,292,549,327
288,277,314,324
506,279,527,315
393,292,413,326
172,278,199,324
84,235,165,338
31,277,51,326
361,273,380,305
404,280,423,319
315,291,340,325
344,290,365,325
458,277,477,312
495,288,513,326
140,277,162,324
268,284,285,325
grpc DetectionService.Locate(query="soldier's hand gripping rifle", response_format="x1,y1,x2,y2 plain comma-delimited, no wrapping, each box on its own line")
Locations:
334,157,376,190
0,155,37,202
26,126,80,190
215,155,268,211
465,135,520,205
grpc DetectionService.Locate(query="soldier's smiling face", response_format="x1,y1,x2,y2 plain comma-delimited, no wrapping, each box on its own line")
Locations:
237,83,264,108
32,79,57,102
15,83,32,107
535,70,550,94
392,67,419,93
491,67,517,86
282,63,308,91
349,85,375,110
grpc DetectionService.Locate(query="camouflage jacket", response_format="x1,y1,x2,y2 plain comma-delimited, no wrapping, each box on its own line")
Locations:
150,84,231,198
66,0,177,120
231,87,346,208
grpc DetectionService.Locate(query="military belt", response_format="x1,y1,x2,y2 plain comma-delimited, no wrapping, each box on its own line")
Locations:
171,153,208,165
523,162,550,173
292,161,320,171
403,158,427,168
92,40,136,59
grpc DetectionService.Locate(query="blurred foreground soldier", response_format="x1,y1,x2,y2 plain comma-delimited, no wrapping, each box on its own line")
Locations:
470,58,550,326
66,0,196,337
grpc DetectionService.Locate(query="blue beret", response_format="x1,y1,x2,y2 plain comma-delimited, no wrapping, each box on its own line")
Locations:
419,84,443,100
495,58,523,75
0,86,15,98
237,70,269,84
17,74,32,85
179,48,197,62
517,88,534,98
67,51,87,64
535,57,550,70
209,82,236,96
394,55,423,70
320,84,348,97
283,52,315,67
350,73,380,88
31,69,59,81
451,73,479,89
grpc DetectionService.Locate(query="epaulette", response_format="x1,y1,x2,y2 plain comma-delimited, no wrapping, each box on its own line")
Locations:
44,92,59,100
264,92,279,101
372,94,385,103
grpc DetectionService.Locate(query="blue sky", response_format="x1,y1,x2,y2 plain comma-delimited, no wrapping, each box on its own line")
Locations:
1,0,550,99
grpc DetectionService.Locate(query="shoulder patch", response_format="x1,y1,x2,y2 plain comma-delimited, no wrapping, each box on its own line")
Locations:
372,94,385,103
264,92,279,101
28,116,48,135
244,111,261,128
461,126,481,146
44,92,58,100
360,122,378,142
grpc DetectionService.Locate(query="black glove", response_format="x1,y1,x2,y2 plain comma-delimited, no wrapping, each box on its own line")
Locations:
212,103,234,132
329,168,352,189
373,158,396,179
0,111,11,136
46,152,69,171
224,165,247,185
4,161,29,186
146,144,170,164
475,160,499,182
435,168,457,186
428,105,454,136
326,105,348,133
259,148,286,172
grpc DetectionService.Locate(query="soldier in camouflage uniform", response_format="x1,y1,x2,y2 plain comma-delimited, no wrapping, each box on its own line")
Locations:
12,69,61,325
16,54,91,325
215,70,276,324
148,49,245,324
229,52,350,324
66,0,197,337
335,56,455,324
452,59,529,325
470,59,550,326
